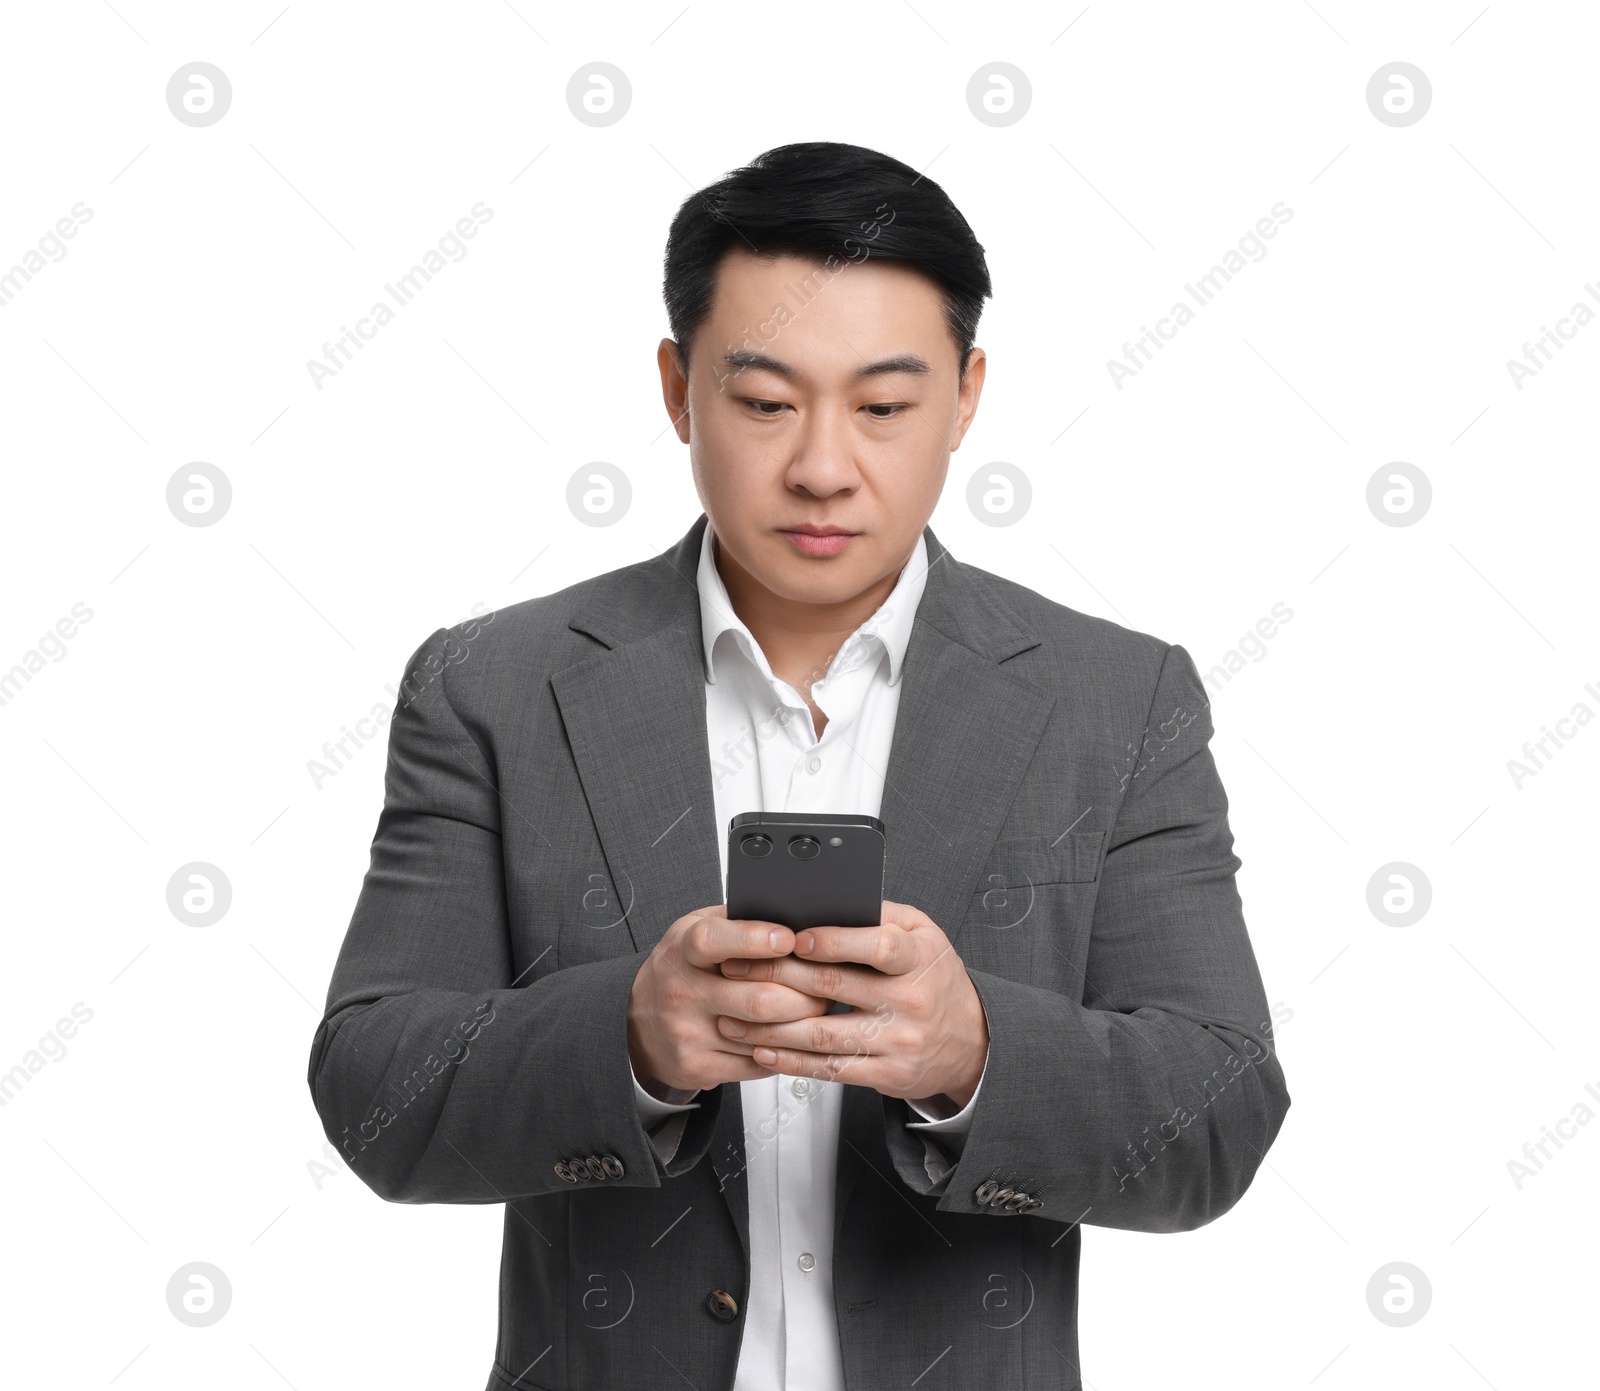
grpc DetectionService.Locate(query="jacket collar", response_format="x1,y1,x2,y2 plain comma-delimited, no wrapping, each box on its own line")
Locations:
567,511,1040,671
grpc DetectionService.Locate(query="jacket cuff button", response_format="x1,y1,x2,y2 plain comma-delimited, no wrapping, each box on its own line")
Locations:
974,1180,1000,1204
601,1154,625,1179
554,1160,577,1183
584,1155,607,1180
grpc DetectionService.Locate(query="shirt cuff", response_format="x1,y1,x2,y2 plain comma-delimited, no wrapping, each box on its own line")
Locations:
905,1045,987,1138
631,1061,701,1165
903,1033,990,1188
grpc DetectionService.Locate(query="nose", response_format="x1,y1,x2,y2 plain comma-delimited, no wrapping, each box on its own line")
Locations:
783,403,862,499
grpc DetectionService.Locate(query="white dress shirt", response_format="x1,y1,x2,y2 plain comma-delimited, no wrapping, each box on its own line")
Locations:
628,523,989,1391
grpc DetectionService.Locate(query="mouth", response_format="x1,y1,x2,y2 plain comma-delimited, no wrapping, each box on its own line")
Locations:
777,524,859,557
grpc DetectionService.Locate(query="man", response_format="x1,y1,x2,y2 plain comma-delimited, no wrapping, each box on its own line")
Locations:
308,141,1290,1391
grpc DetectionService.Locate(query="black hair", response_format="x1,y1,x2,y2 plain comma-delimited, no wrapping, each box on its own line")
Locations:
662,141,992,384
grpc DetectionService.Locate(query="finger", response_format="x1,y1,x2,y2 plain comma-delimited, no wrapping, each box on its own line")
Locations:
707,1047,782,1082
719,1013,888,1057
707,974,833,1024
879,900,933,931
724,956,883,1010
744,1044,877,1085
792,924,919,975
679,910,795,969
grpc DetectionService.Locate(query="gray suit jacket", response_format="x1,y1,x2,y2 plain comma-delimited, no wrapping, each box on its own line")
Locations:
308,512,1290,1390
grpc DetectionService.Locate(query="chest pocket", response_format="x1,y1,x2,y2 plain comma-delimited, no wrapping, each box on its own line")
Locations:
962,830,1105,964
973,830,1105,893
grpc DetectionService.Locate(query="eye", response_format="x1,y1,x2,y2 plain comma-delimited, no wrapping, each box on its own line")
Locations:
863,403,907,419
742,398,789,417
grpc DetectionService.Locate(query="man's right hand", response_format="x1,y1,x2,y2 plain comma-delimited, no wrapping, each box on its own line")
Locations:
627,904,829,1095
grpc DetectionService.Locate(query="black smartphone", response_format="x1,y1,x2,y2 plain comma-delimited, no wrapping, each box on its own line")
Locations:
726,812,885,1016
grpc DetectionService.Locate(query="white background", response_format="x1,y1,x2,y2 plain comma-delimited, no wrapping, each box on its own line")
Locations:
1,2,1595,1387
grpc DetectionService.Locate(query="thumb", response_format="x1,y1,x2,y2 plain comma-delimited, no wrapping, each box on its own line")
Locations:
879,900,929,932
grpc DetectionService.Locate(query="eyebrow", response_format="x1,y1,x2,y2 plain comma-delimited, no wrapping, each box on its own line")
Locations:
720,349,932,383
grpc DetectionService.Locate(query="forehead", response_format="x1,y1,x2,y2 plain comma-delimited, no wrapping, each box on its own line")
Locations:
700,248,955,374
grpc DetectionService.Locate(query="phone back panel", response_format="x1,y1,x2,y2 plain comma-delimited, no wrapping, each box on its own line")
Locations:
725,813,885,930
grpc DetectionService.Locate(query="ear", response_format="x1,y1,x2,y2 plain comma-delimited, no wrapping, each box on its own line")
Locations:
657,338,691,444
948,347,987,451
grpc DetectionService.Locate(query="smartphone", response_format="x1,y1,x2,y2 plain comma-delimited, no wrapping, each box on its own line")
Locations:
726,812,885,1016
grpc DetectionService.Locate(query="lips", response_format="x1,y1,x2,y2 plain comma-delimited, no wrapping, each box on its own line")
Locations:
779,525,858,557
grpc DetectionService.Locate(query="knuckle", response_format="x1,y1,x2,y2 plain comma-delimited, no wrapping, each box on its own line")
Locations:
745,983,777,1020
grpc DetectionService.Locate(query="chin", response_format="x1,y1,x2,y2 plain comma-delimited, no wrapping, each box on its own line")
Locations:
773,556,876,605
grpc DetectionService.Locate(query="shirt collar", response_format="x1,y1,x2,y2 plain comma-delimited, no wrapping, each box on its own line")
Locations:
697,524,928,688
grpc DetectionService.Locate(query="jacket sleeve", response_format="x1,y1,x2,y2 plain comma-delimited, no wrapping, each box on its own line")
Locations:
306,626,724,1204
882,641,1291,1230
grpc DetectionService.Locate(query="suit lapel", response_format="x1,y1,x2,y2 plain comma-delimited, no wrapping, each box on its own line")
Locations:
550,518,723,957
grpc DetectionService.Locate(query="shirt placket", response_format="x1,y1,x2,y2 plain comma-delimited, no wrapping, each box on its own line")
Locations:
758,647,864,1388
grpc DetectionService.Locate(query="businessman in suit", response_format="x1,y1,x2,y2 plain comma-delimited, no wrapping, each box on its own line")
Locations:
308,142,1290,1390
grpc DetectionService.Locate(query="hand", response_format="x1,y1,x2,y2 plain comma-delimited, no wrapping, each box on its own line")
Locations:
715,900,989,1108
627,904,833,1094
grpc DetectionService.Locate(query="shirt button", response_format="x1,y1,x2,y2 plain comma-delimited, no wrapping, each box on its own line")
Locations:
806,753,822,774
791,1077,811,1098
798,1252,816,1272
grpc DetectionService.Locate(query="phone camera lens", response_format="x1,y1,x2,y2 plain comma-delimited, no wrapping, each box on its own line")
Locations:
740,834,772,858
788,835,820,860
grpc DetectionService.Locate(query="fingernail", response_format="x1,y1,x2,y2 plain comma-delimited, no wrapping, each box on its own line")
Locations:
724,959,749,976
769,929,786,952
754,1046,777,1065
725,1019,746,1039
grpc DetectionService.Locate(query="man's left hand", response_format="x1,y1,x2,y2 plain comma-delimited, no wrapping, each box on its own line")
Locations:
716,899,989,1109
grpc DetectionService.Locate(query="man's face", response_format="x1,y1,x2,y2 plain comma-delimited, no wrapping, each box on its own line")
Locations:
658,248,985,607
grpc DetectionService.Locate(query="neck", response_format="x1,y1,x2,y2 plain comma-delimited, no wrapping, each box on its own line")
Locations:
713,532,910,700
